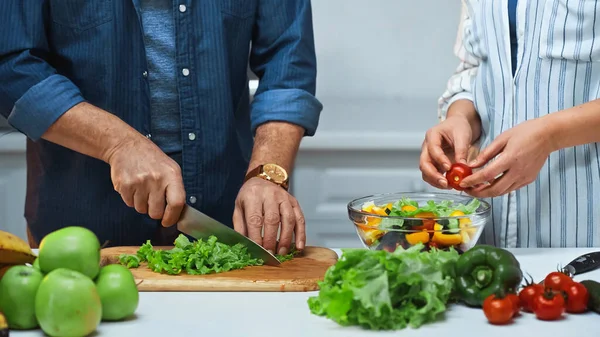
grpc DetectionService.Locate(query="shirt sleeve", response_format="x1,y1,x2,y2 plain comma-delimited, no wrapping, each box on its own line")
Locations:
438,2,481,122
0,1,86,141
249,0,323,137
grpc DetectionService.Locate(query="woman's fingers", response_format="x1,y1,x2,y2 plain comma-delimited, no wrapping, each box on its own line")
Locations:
420,145,449,189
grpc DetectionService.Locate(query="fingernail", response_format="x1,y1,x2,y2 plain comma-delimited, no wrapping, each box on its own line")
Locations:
469,160,477,166
443,163,451,171
459,159,467,164
438,179,447,187
298,240,305,250
278,247,288,255
267,249,274,255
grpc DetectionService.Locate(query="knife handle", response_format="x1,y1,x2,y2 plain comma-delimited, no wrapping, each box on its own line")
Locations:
565,251,600,276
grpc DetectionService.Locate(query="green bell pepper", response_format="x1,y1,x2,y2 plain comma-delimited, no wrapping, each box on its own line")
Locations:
454,245,523,307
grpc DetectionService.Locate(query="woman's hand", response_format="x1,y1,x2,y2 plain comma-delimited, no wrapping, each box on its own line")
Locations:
420,114,476,189
459,118,555,197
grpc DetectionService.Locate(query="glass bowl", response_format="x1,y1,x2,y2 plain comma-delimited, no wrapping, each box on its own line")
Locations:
347,192,491,253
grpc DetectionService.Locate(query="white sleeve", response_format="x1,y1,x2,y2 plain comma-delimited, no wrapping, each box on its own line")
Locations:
437,1,481,122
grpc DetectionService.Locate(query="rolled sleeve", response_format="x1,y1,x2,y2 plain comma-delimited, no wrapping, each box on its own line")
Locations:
9,74,85,140
250,88,323,136
249,0,323,136
437,3,481,123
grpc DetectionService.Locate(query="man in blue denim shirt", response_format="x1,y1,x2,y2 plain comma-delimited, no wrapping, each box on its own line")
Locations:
0,0,322,255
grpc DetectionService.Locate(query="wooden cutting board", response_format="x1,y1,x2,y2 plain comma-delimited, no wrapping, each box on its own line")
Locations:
100,246,339,292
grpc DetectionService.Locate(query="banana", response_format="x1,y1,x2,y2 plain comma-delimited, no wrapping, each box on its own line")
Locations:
0,311,7,337
0,264,15,282
0,230,36,265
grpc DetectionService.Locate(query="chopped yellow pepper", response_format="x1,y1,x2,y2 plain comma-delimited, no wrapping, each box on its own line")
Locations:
401,205,418,212
362,204,375,212
358,227,385,245
405,231,430,245
370,206,388,216
450,210,477,237
432,223,463,246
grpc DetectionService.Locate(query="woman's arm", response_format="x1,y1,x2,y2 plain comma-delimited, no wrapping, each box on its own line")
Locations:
544,99,600,151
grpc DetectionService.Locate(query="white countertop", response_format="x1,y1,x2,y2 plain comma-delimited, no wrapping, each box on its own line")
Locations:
11,247,600,337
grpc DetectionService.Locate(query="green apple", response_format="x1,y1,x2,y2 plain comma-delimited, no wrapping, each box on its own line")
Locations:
95,264,139,321
32,258,40,271
35,268,102,337
0,265,43,329
38,226,101,279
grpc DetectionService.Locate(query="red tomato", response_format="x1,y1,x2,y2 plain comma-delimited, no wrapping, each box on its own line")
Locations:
505,293,521,316
543,271,573,292
519,283,544,312
445,163,473,191
563,282,589,313
414,212,436,230
482,294,515,325
533,291,565,321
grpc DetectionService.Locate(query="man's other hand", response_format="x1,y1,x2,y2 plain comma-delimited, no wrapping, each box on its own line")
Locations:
232,178,305,256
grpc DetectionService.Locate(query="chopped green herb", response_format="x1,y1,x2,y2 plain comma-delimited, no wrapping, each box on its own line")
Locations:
118,234,297,275
118,254,141,268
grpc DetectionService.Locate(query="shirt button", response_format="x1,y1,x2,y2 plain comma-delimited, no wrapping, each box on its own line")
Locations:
179,4,187,13
182,68,190,76
145,133,152,139
142,70,148,78
189,196,197,204
188,132,196,141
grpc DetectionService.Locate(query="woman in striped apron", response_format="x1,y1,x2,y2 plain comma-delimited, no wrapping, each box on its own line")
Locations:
420,0,600,248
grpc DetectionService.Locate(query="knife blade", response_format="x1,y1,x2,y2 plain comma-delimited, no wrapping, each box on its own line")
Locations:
176,205,281,266
562,251,600,277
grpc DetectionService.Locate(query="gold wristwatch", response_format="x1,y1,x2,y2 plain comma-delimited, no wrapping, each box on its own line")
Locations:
244,163,289,191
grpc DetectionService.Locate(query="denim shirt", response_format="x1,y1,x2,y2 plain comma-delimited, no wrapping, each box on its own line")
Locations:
0,0,322,246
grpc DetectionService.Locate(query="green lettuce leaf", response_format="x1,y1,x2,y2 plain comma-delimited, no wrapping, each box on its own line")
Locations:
308,244,459,330
118,234,298,275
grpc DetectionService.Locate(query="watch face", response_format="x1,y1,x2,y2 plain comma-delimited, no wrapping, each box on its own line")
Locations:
263,163,288,183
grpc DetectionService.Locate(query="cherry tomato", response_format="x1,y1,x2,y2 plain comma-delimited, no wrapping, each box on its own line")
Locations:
445,163,473,191
519,283,544,312
543,271,573,292
482,294,515,325
414,212,436,230
533,290,565,321
563,282,589,313
505,293,521,316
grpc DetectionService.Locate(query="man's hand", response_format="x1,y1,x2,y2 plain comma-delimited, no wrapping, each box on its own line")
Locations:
459,118,553,197
105,138,187,227
232,178,305,256
41,102,187,226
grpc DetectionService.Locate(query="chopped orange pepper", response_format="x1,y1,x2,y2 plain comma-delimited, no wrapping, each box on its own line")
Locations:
414,212,436,230
405,231,430,245
415,211,436,219
365,217,382,227
432,223,463,246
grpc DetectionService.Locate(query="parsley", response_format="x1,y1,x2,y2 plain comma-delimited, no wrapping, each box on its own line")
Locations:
118,234,297,275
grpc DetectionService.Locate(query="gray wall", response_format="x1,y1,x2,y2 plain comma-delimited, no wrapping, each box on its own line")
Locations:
311,0,461,133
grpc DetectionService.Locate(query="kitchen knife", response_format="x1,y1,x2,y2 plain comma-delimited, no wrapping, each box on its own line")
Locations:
176,205,281,266
562,251,600,277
